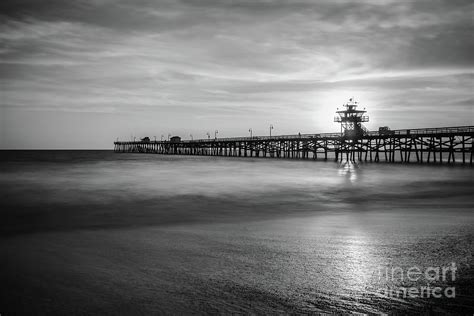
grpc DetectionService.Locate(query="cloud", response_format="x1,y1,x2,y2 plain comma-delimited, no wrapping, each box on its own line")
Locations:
0,0,473,148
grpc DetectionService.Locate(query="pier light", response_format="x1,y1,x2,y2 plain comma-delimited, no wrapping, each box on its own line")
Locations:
269,124,274,137
249,128,252,138
168,133,171,141
215,130,218,139
190,134,193,140
206,132,210,140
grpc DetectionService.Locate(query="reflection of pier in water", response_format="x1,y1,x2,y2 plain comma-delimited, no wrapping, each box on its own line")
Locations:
114,99,473,165
114,125,473,165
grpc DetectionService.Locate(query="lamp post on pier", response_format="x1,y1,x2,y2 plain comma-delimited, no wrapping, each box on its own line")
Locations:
190,134,193,140
269,124,274,137
168,133,171,141
215,130,218,140
249,128,252,138
206,132,210,140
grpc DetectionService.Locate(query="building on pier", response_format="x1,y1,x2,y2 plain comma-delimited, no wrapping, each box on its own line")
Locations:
334,98,369,139
170,136,182,143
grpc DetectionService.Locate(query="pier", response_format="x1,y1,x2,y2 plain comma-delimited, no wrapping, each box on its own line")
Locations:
114,126,473,165
114,99,473,165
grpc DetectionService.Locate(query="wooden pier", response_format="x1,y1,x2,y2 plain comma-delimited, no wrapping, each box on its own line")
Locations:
114,126,474,165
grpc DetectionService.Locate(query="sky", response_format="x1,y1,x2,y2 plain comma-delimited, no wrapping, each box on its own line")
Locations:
1,0,473,149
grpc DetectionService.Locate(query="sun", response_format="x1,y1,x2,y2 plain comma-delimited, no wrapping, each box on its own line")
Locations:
311,92,352,132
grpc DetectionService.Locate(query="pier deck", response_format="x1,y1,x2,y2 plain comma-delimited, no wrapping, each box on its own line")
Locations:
114,126,473,165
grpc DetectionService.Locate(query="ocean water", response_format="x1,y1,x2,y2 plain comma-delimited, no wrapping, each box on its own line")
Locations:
0,150,473,314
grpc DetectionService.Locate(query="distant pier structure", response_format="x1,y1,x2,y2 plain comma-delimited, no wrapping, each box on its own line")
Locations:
114,99,473,165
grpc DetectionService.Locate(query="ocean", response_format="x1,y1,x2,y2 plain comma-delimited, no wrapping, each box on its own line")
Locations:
1,150,473,314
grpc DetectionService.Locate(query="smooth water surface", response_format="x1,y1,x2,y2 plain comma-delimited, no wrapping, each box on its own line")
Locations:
1,151,473,314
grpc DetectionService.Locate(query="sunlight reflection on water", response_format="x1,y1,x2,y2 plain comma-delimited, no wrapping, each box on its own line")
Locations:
338,161,360,183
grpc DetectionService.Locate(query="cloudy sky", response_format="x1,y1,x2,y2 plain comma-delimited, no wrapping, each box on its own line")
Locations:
1,0,473,148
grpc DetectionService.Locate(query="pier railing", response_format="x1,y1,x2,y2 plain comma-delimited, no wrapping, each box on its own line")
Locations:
181,126,474,143
389,126,473,135
181,132,343,143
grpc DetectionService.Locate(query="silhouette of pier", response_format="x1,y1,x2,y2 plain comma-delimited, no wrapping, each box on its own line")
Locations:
114,99,473,165
114,126,473,165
